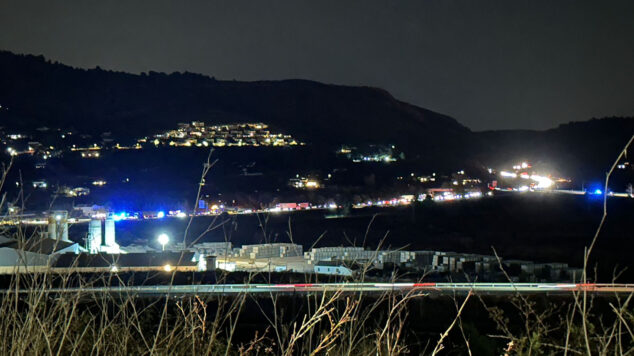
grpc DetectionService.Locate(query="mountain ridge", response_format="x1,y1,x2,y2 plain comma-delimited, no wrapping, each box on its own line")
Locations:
0,50,473,161
1,50,632,178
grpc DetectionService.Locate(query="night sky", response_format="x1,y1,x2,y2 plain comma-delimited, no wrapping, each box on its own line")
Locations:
1,0,632,131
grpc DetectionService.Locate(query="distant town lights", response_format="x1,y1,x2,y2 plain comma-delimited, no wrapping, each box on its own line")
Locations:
305,180,319,188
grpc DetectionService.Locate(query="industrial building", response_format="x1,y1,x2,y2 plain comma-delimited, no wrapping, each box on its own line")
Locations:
192,241,233,257
238,243,303,259
86,215,121,254
47,210,70,242
0,233,86,272
305,247,378,264
54,251,199,271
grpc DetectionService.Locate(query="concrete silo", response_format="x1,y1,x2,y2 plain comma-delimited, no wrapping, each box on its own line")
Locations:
48,210,69,242
87,219,102,254
101,215,120,253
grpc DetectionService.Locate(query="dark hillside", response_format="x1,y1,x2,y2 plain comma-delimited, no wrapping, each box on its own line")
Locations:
0,51,474,162
1,50,632,179
477,117,634,181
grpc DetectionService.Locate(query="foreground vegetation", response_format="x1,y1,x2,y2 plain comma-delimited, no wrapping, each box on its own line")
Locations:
0,268,632,355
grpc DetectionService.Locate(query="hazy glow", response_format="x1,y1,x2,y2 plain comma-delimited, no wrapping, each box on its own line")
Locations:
157,233,170,247
530,174,553,189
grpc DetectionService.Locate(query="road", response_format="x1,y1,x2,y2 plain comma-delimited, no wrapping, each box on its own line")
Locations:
5,283,634,296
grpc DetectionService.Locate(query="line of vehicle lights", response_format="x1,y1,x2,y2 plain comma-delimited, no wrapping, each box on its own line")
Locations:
104,183,634,223
0,194,536,224
495,161,632,197
499,171,554,189
6,191,484,225
5,157,628,226
5,187,632,228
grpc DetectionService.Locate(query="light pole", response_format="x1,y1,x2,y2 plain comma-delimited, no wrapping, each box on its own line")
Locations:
157,233,169,251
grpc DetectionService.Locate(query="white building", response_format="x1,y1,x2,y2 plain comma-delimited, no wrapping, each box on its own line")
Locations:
314,262,353,276
0,235,86,271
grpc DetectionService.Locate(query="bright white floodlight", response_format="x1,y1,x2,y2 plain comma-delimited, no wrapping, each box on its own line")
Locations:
157,233,170,251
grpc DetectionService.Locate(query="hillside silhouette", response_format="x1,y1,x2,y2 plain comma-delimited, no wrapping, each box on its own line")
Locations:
0,51,474,160
0,50,632,177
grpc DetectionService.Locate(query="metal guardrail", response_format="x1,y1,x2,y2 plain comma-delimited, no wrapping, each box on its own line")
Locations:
3,283,633,296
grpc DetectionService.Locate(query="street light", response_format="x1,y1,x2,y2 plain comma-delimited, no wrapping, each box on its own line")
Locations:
157,233,170,251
